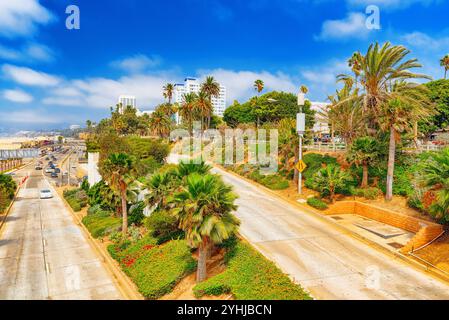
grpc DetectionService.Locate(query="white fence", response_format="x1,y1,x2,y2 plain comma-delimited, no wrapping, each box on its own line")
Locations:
303,142,447,154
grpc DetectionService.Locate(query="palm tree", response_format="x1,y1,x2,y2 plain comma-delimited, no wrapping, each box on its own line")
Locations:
163,83,175,104
144,170,180,211
419,148,449,221
254,79,264,94
313,164,350,204
278,118,297,171
324,83,364,145
101,153,135,237
179,92,198,134
348,52,362,87
338,42,432,201
177,159,212,177
196,90,213,131
346,136,379,188
170,173,240,282
378,83,432,200
440,55,449,79
149,108,171,138
201,76,220,129
300,85,309,95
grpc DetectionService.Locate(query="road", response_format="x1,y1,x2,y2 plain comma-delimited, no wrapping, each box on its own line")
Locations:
213,166,449,300
0,164,123,300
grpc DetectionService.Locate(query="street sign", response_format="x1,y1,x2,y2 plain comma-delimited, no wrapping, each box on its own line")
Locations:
295,160,307,173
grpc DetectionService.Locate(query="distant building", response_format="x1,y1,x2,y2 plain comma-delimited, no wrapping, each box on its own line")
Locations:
173,77,227,122
137,110,154,117
310,102,330,134
118,95,137,113
69,124,81,130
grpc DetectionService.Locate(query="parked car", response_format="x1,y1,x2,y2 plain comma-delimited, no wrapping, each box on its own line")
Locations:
39,189,53,199
50,172,58,178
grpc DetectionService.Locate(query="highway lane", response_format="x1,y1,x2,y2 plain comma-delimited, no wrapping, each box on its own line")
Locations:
0,165,123,300
212,166,449,300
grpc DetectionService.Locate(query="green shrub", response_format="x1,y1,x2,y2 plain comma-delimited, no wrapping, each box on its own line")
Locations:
303,153,338,180
109,239,196,299
307,197,328,210
128,201,145,226
64,188,88,211
82,210,121,238
260,175,290,190
193,241,311,300
144,210,183,244
352,187,382,200
67,197,82,212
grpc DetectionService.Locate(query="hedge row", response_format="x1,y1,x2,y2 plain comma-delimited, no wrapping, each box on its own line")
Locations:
108,238,196,299
193,240,311,300
229,164,290,190
63,188,88,212
82,208,121,238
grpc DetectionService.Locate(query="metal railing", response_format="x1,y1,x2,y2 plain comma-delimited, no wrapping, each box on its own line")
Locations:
303,142,448,154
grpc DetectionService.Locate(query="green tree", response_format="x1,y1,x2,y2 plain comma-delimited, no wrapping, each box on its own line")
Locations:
313,164,351,204
421,79,449,137
347,136,379,188
201,76,220,128
338,42,432,201
170,173,240,282
179,92,198,134
100,153,135,237
254,79,264,94
419,148,449,222
440,55,449,79
196,90,213,130
163,83,175,104
223,100,256,127
149,108,172,138
145,169,180,211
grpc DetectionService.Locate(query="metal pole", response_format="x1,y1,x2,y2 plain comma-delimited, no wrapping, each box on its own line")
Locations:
298,135,303,195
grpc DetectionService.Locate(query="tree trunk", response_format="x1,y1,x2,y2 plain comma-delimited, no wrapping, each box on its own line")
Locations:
196,239,208,283
386,127,396,202
330,190,336,204
361,162,369,188
121,189,128,236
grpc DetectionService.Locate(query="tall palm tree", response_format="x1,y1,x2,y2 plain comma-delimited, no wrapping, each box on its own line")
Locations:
170,173,239,282
201,76,220,129
101,153,135,237
346,136,379,188
338,42,432,201
378,82,432,200
163,83,175,104
440,55,449,79
254,79,264,94
348,52,362,87
149,108,171,138
179,92,198,134
196,90,213,131
144,170,180,211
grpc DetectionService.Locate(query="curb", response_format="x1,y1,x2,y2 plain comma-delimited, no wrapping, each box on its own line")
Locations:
215,165,449,287
0,176,27,237
58,186,144,300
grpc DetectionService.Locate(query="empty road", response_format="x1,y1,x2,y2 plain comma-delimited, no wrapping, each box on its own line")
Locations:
213,166,449,300
0,165,122,300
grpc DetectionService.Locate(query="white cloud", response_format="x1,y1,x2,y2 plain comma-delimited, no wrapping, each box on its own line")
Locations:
111,54,162,73
0,0,54,38
0,43,54,62
317,12,371,41
3,89,33,103
401,32,449,51
346,0,443,10
0,110,60,124
197,69,298,103
25,43,54,62
2,64,61,87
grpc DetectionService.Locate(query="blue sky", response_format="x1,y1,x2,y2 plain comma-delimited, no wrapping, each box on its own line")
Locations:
0,0,449,130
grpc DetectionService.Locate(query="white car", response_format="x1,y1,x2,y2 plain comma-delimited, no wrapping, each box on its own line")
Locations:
40,189,53,199
45,168,54,173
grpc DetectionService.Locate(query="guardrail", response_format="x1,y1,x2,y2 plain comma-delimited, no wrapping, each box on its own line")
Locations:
303,143,448,154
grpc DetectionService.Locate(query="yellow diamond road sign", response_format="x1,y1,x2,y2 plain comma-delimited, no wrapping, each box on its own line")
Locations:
296,160,307,173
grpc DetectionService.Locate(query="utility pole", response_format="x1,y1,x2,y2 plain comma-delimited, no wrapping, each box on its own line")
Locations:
297,91,306,195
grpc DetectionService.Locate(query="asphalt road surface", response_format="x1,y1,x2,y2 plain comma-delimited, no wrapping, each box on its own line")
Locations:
0,165,122,300
212,166,449,300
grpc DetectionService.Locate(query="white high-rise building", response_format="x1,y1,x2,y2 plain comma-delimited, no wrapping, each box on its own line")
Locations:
118,95,137,113
173,78,227,122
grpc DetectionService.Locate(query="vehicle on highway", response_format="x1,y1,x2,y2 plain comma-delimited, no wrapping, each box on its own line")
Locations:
54,168,61,173
39,189,53,199
50,172,58,178
45,157,50,160
35,165,42,170
45,168,54,173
